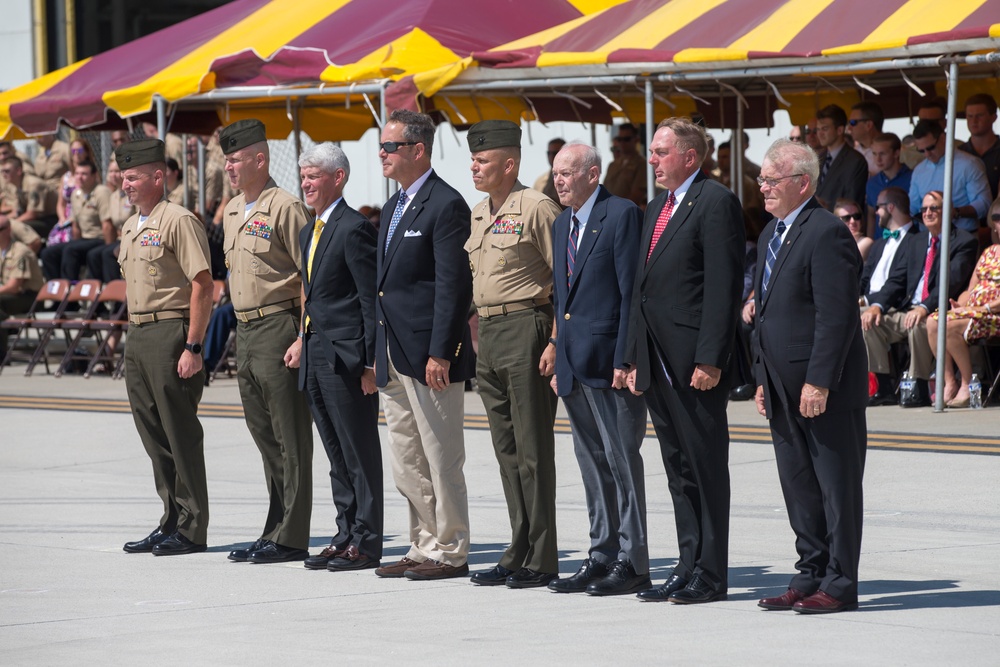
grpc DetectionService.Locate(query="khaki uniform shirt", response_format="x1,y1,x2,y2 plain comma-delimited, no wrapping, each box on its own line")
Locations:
0,240,43,293
465,181,559,308
33,140,71,191
70,184,112,239
109,190,134,231
167,182,185,206
11,220,40,247
0,151,35,189
603,152,646,205
2,174,55,216
223,178,308,312
118,200,211,315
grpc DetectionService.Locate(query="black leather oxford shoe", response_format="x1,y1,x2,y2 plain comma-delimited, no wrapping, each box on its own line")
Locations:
548,558,609,593
151,532,207,556
228,539,267,563
123,528,170,553
506,568,558,589
586,561,651,596
470,564,514,586
668,574,727,604
247,541,309,564
636,573,687,601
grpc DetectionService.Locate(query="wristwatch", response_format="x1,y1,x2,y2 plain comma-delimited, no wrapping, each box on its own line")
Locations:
184,341,203,355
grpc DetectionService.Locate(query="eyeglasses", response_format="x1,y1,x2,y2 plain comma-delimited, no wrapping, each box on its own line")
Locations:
70,147,86,154
920,205,943,214
379,141,418,154
847,118,871,126
916,139,941,154
789,136,803,142
991,213,1000,222
756,174,804,188
839,212,863,222
614,136,636,143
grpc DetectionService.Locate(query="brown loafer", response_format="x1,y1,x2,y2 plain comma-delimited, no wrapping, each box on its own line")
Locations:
304,545,346,570
374,557,421,578
758,588,809,610
403,559,470,581
793,590,858,614
328,544,380,571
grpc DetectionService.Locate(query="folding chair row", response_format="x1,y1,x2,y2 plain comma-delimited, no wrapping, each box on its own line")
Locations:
55,279,128,378
0,279,71,375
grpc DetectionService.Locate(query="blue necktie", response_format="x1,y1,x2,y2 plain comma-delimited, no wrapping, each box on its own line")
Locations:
882,229,900,240
384,190,409,254
762,219,786,294
567,215,579,287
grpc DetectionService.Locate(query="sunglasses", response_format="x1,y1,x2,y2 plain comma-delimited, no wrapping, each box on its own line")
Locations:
916,140,941,154
614,136,636,142
379,141,418,154
991,213,1000,222
71,147,87,154
848,118,871,126
920,205,943,214
839,213,863,222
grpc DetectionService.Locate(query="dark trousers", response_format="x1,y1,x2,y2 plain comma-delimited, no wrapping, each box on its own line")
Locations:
477,307,559,574
203,302,236,371
0,291,38,360
642,347,731,592
563,380,649,573
768,400,867,602
40,237,103,280
86,241,121,283
304,334,383,558
124,319,209,543
236,310,313,550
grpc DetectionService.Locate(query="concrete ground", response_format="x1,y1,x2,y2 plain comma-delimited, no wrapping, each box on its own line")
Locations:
1,369,998,665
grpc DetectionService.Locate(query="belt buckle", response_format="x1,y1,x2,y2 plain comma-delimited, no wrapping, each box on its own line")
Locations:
500,304,508,316
257,307,265,319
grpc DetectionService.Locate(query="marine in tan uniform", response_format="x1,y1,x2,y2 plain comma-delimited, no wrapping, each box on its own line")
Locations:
604,124,647,207
115,139,214,557
463,120,562,588
220,118,314,565
0,141,35,181
1,156,58,237
0,214,44,360
10,220,41,254
32,134,71,193
39,160,111,279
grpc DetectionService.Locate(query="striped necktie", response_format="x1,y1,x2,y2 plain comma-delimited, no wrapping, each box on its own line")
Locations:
384,190,409,254
646,192,677,263
567,215,580,287
762,219,786,294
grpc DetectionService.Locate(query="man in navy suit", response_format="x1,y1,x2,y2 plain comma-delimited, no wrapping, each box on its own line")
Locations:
753,138,868,614
624,118,745,604
294,143,383,572
373,110,475,581
546,143,649,597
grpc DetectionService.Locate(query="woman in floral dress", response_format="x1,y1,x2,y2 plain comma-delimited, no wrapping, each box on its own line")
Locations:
927,198,1000,407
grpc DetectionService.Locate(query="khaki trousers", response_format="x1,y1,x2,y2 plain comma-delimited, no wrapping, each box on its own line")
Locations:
862,308,934,379
380,351,469,566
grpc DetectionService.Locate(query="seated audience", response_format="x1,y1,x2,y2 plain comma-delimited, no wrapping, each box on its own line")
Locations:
865,133,911,237
926,196,1000,407
835,198,873,261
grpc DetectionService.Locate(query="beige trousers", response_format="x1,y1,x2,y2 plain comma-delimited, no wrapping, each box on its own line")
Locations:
380,352,470,566
862,308,934,379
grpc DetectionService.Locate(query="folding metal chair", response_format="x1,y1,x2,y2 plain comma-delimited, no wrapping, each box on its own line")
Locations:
56,280,128,378
25,279,102,376
0,279,70,375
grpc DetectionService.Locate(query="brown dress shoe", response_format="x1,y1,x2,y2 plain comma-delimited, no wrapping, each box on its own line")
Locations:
328,544,380,571
375,557,421,578
403,559,470,581
793,589,858,614
304,545,346,570
758,588,809,610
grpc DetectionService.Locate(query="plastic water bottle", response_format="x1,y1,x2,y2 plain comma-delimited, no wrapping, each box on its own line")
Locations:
899,372,916,406
969,374,983,410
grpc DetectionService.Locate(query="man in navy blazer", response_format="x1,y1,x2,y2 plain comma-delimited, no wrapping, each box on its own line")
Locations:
294,143,383,572
546,144,649,597
624,118,745,605
373,109,475,581
753,138,868,614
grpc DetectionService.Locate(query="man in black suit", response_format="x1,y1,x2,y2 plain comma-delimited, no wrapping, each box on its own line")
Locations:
814,104,868,211
294,143,382,572
624,117,744,604
861,190,978,407
546,143,649,597
373,110,475,581
753,138,868,614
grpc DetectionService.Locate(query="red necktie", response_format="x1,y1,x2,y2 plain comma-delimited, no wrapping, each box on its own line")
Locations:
920,236,939,301
646,192,677,263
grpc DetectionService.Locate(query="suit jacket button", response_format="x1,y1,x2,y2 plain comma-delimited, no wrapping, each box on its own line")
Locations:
564,313,571,321
641,295,647,303
379,320,383,326
378,291,384,297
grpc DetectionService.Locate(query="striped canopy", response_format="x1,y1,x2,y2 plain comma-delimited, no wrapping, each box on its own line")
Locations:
0,0,612,140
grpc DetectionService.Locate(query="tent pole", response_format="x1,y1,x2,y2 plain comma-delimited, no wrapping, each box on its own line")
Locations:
293,103,303,199
933,61,960,413
645,80,654,202
155,96,166,141
181,134,190,210
197,136,206,219
735,96,744,206
381,80,390,203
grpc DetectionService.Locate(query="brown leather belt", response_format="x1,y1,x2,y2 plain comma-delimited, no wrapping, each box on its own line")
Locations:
128,310,188,325
235,297,301,323
476,298,550,319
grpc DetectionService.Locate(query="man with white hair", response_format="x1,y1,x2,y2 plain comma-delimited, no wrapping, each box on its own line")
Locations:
295,143,383,572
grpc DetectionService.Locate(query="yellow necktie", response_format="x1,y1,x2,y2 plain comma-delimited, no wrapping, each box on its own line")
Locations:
304,217,325,331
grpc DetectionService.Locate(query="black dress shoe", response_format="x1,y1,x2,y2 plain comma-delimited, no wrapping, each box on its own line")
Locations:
548,558,609,593
248,541,310,564
123,528,170,553
729,384,755,401
506,567,558,589
868,391,898,407
304,544,345,570
668,574,727,604
327,544,379,571
229,539,267,563
471,564,514,586
586,561,651,596
151,532,207,556
636,573,687,601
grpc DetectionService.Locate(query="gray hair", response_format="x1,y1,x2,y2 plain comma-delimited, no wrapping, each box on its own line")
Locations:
299,142,351,181
763,138,820,194
656,117,709,163
388,109,436,157
563,142,602,174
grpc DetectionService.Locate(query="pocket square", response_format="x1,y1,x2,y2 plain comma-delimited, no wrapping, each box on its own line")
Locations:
403,230,422,237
